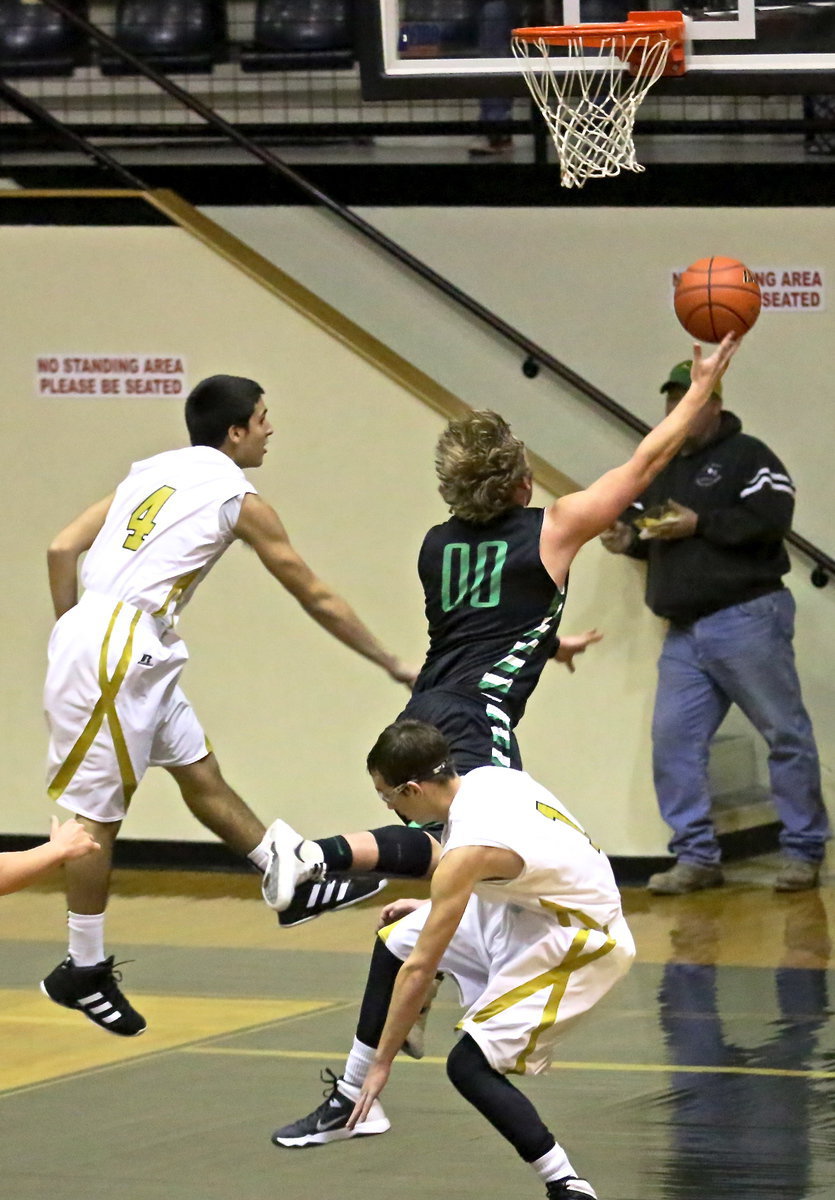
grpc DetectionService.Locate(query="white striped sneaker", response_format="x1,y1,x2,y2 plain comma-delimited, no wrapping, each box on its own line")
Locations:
278,875,388,928
261,819,326,912
40,955,146,1036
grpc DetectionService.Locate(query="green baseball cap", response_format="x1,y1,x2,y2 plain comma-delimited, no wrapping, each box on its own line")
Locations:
660,360,723,399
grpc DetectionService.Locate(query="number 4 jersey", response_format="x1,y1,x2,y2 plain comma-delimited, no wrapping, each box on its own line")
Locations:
413,507,564,726
81,446,256,626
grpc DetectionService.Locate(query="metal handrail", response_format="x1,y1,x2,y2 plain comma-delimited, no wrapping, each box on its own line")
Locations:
0,78,147,188
25,1,834,585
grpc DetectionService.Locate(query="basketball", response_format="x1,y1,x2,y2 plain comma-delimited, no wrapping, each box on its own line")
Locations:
674,256,762,342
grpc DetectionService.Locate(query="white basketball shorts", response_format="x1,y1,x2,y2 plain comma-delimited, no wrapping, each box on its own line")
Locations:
380,897,635,1076
44,591,209,822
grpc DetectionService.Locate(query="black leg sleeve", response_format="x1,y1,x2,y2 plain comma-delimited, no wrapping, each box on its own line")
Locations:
356,936,403,1048
369,825,436,877
447,1034,556,1163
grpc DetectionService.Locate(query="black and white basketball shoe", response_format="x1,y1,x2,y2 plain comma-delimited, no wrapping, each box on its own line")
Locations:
40,955,146,1036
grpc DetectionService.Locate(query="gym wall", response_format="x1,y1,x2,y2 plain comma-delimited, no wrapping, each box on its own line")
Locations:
1,199,831,859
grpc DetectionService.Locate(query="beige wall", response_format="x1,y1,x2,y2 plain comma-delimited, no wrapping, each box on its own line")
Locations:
209,202,835,840
2,210,831,858
0,224,436,842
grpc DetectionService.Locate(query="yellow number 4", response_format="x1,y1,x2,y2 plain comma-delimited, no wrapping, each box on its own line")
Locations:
123,485,176,551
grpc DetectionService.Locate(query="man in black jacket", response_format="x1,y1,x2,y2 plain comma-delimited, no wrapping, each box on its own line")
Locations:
601,361,829,894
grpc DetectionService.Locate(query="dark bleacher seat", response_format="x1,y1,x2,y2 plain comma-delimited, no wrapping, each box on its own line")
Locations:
0,0,88,77
240,0,354,73
99,0,228,75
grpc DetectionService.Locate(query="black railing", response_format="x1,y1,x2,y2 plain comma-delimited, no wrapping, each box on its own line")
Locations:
17,0,833,586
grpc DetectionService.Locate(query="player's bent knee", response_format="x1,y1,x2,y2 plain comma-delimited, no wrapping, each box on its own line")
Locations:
370,825,434,877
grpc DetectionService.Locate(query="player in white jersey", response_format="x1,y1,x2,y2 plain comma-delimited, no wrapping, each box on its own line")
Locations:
40,374,416,1037
271,721,634,1200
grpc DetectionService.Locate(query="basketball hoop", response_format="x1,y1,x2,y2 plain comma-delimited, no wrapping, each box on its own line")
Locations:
512,11,687,189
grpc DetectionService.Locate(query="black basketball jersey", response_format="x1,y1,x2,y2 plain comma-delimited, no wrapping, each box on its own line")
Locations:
413,506,565,725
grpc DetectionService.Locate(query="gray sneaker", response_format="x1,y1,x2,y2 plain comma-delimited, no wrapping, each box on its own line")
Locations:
774,858,820,892
647,861,724,895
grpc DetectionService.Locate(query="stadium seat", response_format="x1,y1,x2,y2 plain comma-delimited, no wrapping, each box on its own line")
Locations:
0,0,88,77
239,0,354,72
99,0,228,75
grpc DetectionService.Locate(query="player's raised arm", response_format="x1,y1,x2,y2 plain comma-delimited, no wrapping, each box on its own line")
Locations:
540,334,739,585
234,492,417,687
47,493,115,619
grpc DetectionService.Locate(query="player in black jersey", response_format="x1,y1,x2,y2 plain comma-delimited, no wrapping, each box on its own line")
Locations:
261,414,600,926
261,334,740,933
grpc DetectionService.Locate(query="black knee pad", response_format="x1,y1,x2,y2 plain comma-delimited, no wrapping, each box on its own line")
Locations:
370,825,434,877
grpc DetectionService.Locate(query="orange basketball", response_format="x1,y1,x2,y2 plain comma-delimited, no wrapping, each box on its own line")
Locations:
674,256,761,343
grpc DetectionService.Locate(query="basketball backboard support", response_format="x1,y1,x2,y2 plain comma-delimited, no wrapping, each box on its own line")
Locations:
357,0,835,98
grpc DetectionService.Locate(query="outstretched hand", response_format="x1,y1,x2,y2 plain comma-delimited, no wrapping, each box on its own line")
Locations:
689,332,739,394
347,1061,391,1131
554,628,603,673
49,816,100,861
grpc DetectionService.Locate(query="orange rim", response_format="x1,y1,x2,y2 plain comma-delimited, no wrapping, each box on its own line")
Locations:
512,10,684,49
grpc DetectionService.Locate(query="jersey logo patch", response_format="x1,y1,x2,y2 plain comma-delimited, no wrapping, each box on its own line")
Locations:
695,462,722,488
138,654,154,666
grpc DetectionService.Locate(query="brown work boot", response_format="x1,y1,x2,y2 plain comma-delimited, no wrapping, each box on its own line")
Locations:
774,858,820,893
647,861,724,895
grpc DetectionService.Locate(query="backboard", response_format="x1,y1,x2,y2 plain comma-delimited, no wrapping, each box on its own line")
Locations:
357,0,835,98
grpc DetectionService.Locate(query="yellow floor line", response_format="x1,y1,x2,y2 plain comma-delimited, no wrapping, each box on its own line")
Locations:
181,1045,835,1080
0,989,333,1093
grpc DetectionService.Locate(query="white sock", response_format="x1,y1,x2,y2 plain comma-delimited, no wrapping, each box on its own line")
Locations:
67,911,106,967
300,838,325,874
343,1037,377,1089
531,1143,578,1187
247,832,272,874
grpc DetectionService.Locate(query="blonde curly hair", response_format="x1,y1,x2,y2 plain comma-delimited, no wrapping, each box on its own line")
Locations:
435,410,530,525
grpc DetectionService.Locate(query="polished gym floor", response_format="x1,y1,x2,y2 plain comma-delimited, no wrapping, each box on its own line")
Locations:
2,857,834,1200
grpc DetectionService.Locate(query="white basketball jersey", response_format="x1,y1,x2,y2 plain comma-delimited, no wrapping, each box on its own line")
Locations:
442,766,623,931
81,445,256,623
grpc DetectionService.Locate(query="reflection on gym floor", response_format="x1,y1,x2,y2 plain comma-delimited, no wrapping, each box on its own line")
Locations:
1,865,834,1200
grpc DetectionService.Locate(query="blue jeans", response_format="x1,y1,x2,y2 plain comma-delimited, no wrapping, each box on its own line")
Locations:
652,590,830,866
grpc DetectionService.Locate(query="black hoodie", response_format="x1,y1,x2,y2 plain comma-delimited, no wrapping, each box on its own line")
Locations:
622,411,794,624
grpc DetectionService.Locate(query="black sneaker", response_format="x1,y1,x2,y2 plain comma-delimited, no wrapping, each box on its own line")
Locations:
278,875,389,928
40,955,147,1037
271,1069,390,1147
546,1179,598,1199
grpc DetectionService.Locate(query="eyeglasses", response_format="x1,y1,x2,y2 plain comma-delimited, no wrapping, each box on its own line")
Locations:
375,760,450,806
376,780,413,806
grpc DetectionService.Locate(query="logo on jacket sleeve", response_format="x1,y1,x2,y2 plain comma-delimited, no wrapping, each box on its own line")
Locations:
695,462,722,488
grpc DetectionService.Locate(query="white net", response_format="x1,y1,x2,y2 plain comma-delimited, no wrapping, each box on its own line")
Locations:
512,31,675,189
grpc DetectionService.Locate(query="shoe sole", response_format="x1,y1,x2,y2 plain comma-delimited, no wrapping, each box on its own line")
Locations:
261,822,307,911
647,876,724,895
278,878,389,928
272,1118,390,1147
39,981,147,1037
